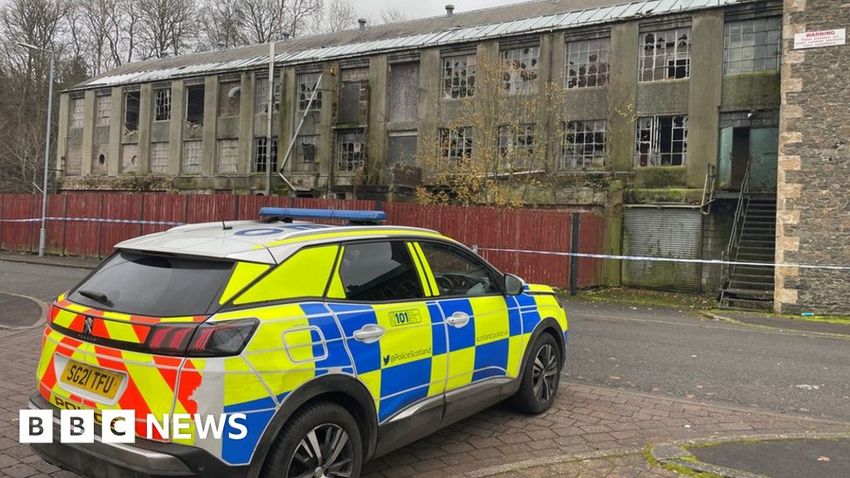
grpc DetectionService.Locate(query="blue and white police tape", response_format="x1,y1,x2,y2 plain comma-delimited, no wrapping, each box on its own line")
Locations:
477,247,850,272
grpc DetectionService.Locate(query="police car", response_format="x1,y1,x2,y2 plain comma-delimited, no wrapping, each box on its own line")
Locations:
30,208,569,478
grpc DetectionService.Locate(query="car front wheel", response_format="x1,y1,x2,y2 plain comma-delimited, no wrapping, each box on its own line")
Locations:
262,401,363,478
509,332,562,414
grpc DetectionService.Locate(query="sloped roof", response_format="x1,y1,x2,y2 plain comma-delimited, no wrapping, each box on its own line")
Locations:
73,0,746,91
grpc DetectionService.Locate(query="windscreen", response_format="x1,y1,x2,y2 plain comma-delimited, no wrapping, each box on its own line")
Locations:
68,251,234,317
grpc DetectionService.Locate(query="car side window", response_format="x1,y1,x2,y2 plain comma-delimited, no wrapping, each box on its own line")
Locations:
417,241,500,297
336,241,425,302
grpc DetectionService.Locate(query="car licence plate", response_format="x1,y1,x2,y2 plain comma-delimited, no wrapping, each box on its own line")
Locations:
60,360,124,400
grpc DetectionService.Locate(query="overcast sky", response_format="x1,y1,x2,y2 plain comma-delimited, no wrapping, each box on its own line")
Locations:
356,0,528,22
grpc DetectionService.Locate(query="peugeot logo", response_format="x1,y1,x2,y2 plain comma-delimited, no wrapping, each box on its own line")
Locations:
82,316,94,336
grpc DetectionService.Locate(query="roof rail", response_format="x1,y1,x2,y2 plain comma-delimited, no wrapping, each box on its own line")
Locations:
259,207,387,225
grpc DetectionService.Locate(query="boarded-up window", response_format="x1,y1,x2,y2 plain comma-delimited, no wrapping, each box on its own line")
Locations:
217,139,239,173
151,142,169,173
182,141,202,173
255,76,281,113
70,98,85,129
338,71,369,125
388,63,419,122
186,85,205,125
95,95,111,126
65,145,82,176
121,143,139,173
388,132,418,166
92,146,108,175
124,91,140,132
218,80,241,116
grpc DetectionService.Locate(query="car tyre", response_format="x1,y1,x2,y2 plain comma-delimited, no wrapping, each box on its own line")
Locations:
262,401,363,478
509,332,561,414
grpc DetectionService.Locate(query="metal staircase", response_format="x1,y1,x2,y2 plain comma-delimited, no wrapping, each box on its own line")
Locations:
719,169,777,309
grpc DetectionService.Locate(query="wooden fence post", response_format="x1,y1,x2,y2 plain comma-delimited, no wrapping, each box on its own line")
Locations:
570,212,580,296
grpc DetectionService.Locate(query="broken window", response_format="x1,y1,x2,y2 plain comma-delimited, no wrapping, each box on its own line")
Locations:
501,46,539,95
724,18,781,75
439,127,473,160
123,91,140,132
254,137,278,172
388,132,418,166
498,124,535,166
442,55,476,99
154,88,171,121
640,28,691,82
186,85,205,126
562,120,607,168
388,63,420,122
566,38,609,88
336,129,365,172
635,115,688,166
95,95,111,126
298,73,322,110
218,80,241,117
150,142,169,173
216,139,239,173
255,76,281,114
181,141,202,173
338,69,369,125
294,135,319,172
70,98,84,129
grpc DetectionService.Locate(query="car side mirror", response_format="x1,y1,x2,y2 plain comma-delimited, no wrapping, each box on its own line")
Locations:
504,273,525,296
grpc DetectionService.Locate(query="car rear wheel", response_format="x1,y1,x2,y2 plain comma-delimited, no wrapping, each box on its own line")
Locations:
509,332,561,414
262,401,362,478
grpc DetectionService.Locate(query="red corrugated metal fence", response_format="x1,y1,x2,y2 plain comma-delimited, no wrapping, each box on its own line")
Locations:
0,193,605,289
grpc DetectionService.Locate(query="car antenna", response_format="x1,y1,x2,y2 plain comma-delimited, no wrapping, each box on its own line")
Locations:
215,199,232,230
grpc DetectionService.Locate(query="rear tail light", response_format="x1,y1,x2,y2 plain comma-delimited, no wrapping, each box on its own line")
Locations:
144,319,258,357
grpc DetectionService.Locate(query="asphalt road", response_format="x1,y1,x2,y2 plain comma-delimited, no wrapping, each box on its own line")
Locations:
562,300,850,421
1,259,848,422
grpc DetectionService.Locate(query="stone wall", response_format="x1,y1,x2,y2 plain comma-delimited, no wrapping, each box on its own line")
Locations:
776,0,850,313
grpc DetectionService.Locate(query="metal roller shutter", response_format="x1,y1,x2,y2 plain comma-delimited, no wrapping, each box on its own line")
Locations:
622,206,703,292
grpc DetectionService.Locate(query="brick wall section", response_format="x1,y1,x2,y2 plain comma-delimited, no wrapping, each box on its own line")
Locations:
776,0,850,314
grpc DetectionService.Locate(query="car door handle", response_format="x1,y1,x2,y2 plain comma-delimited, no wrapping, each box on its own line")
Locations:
353,324,384,344
446,311,470,328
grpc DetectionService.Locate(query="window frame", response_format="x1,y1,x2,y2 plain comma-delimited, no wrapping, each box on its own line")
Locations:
634,114,689,167
562,119,608,169
329,239,429,304
723,17,782,75
639,27,692,82
442,54,477,100
153,87,172,122
566,37,610,89
501,45,540,95
297,72,323,111
414,239,506,299
439,126,474,161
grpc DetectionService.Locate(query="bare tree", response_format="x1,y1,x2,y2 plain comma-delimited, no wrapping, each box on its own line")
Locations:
379,7,408,25
203,0,248,48
136,0,198,58
322,0,357,34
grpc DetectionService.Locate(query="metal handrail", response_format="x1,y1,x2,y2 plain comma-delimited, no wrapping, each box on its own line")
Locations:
722,163,751,287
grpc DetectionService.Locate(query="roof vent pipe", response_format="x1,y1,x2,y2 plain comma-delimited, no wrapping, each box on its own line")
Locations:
445,4,455,17
281,32,291,41
358,18,367,31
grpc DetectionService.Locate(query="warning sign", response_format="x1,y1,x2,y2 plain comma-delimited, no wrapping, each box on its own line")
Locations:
794,28,846,50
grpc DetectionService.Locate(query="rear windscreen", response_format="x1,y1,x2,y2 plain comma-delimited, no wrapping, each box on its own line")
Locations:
68,251,234,317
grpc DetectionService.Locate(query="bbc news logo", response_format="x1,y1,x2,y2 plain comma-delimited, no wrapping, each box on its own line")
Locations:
19,410,248,444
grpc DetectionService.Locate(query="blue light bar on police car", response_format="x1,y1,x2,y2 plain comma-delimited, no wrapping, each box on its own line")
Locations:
259,207,387,223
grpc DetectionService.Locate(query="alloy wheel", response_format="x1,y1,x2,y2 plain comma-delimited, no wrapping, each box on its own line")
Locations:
532,343,558,403
286,423,354,478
